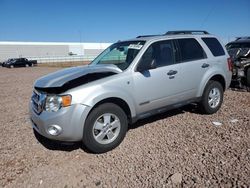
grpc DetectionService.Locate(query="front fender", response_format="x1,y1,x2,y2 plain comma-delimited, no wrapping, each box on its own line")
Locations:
70,84,137,119
90,90,136,118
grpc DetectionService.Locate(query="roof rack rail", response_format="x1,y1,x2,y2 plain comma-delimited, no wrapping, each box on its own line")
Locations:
165,30,210,35
136,34,163,38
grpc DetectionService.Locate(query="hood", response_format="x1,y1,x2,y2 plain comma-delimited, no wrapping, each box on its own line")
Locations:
34,64,122,93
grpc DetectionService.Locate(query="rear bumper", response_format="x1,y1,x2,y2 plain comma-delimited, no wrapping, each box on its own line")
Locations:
29,102,91,141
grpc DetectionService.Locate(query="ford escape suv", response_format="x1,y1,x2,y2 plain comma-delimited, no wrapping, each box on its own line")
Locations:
30,30,232,153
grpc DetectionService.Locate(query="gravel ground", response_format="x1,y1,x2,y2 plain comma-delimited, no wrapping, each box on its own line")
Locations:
0,66,249,188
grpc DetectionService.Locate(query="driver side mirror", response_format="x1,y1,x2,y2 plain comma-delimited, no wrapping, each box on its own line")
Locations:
137,59,157,72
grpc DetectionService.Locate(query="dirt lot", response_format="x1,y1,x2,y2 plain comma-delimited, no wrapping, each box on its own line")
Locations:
0,66,249,187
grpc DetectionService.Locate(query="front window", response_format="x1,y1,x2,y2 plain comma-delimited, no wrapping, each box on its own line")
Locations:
91,41,145,71
137,40,175,71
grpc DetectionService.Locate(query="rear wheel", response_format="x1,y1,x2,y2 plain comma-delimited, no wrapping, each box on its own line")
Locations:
199,81,223,114
10,65,14,68
83,103,128,153
25,64,29,67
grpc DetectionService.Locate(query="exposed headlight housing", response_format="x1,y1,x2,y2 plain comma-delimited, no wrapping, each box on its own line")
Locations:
45,95,72,112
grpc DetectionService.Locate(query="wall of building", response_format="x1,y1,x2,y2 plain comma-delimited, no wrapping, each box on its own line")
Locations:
0,41,112,63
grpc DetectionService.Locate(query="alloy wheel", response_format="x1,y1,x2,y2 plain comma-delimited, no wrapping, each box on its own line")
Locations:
92,113,121,144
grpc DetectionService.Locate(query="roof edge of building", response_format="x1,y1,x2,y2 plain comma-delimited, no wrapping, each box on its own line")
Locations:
0,41,112,46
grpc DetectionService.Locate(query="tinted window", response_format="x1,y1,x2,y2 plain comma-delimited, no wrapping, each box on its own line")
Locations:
178,38,206,62
139,40,175,70
202,37,225,56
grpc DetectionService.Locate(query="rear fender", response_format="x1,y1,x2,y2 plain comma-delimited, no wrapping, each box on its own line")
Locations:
197,69,227,97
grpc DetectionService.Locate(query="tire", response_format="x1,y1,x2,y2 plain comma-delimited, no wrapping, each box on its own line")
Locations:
199,81,224,114
246,68,250,87
30,63,33,67
10,65,14,68
83,103,128,153
25,64,29,67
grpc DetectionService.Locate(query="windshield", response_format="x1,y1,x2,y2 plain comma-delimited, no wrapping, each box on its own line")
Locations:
91,41,145,71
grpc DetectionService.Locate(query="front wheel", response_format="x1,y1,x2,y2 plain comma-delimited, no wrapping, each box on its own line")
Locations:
83,103,128,153
199,81,224,114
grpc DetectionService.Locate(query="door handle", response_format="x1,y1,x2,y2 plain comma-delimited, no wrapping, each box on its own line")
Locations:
167,70,178,76
201,63,210,68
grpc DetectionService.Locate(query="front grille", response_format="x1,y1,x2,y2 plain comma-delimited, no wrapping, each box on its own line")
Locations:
32,90,46,114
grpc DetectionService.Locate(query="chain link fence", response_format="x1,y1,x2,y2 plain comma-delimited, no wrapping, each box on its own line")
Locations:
27,55,97,67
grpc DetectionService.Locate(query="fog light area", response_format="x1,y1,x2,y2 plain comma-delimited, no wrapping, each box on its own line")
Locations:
47,125,62,136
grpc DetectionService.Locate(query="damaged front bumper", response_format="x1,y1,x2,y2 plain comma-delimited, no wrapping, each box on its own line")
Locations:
29,102,91,141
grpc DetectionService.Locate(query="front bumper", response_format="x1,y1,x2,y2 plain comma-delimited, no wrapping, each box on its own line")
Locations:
29,102,91,141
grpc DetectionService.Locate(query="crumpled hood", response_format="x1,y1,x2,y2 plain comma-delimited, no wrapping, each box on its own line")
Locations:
228,48,250,61
34,64,122,89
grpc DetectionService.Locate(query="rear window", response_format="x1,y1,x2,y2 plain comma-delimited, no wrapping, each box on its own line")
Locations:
202,37,225,57
177,38,206,62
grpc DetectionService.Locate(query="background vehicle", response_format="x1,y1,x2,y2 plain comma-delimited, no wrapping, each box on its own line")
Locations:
226,37,250,89
2,58,15,67
30,30,232,153
2,58,37,68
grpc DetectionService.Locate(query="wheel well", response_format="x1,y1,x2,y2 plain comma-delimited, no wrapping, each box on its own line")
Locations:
92,98,132,123
209,75,226,91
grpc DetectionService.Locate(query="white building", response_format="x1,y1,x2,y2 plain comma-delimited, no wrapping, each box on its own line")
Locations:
0,41,112,63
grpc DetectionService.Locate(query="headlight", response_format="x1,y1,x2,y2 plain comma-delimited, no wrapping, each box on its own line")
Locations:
45,95,72,112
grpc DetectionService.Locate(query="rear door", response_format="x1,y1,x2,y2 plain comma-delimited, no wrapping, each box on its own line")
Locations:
173,38,209,98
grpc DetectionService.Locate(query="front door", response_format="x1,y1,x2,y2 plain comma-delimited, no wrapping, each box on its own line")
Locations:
132,40,184,114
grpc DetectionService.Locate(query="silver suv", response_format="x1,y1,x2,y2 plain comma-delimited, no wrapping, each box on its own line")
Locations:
30,30,232,153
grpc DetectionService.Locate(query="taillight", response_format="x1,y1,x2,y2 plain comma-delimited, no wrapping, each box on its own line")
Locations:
227,57,233,72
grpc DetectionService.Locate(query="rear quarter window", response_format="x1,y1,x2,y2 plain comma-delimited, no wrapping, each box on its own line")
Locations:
202,37,225,57
177,38,206,62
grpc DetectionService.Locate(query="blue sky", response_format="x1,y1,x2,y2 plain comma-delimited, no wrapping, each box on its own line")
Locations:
0,0,249,44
